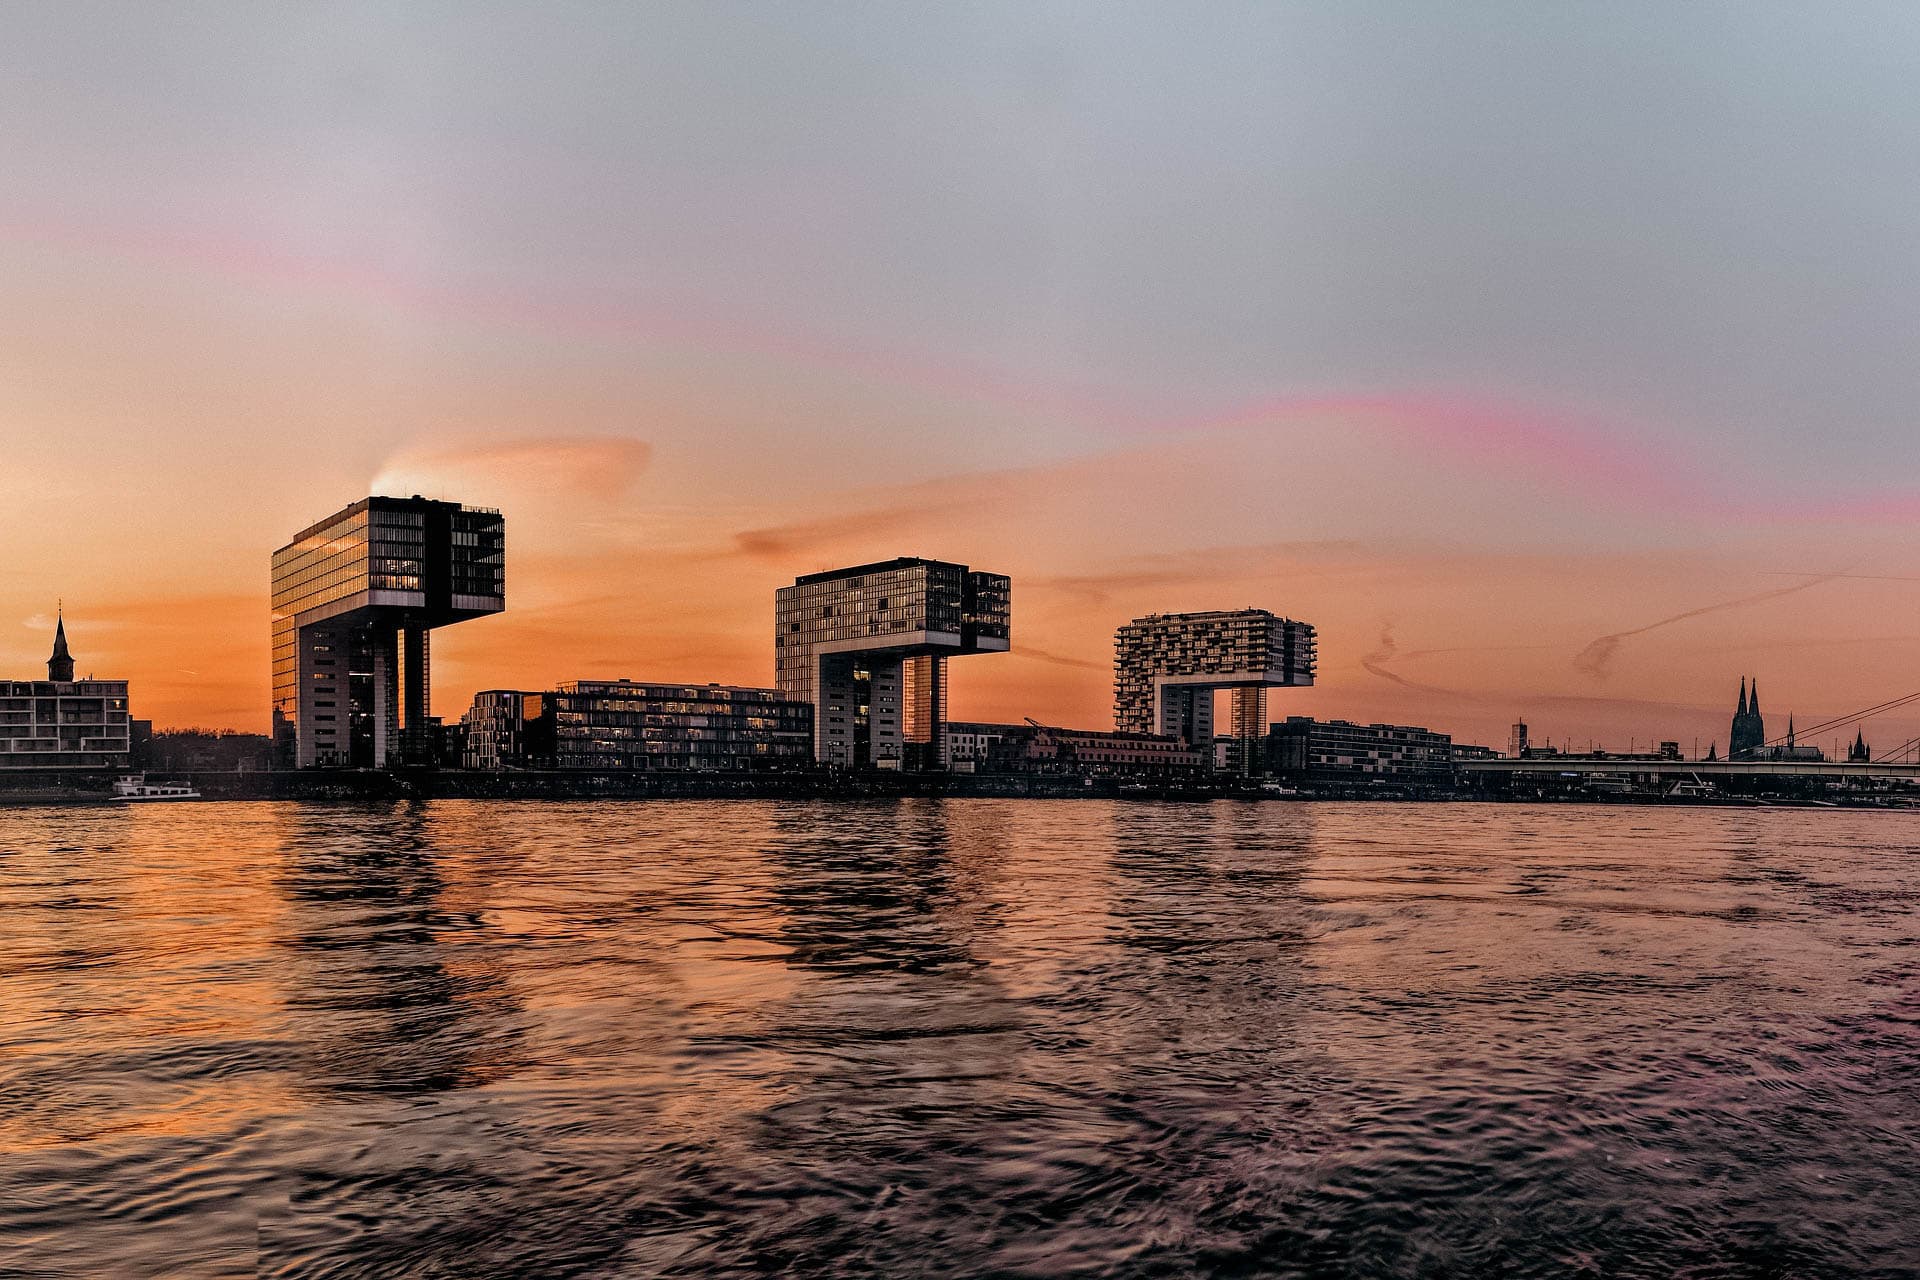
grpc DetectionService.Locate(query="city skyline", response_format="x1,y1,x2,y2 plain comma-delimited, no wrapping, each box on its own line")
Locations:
10,516,1909,762
7,5,1920,749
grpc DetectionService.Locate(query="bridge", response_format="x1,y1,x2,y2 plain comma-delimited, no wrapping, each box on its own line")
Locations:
1462,758,1920,783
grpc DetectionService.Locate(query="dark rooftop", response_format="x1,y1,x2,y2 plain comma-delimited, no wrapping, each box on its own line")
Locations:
791,556,963,586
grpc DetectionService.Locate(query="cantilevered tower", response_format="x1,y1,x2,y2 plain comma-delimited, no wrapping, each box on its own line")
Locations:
775,557,1010,769
1114,609,1316,772
271,496,504,768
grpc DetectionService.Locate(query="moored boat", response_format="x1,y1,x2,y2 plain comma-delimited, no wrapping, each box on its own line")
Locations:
111,774,201,802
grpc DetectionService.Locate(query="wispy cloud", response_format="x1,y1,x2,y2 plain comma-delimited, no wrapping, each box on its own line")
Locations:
1573,574,1844,679
370,436,653,504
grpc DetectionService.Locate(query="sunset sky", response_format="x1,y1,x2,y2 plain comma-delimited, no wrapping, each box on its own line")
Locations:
5,3,1920,753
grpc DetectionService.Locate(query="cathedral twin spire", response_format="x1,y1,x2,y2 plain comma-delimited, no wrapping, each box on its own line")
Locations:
1729,676,1766,758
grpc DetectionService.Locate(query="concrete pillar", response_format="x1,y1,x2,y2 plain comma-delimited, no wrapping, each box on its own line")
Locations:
370,630,396,769
1156,684,1215,751
868,658,904,766
816,654,859,767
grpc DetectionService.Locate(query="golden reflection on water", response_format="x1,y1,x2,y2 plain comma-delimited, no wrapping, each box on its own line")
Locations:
1,799,1916,1278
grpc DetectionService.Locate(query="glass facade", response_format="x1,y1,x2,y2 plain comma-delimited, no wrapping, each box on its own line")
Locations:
271,496,504,768
460,682,811,771
773,558,1011,769
1267,717,1452,781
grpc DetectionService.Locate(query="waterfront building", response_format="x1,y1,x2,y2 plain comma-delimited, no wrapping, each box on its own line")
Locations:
460,690,555,770
1453,743,1502,762
1266,717,1452,783
1508,719,1530,758
459,681,811,771
946,721,1021,772
1112,610,1315,769
1848,730,1872,763
271,496,505,768
0,611,133,769
987,723,1203,776
1752,714,1824,763
774,558,1011,769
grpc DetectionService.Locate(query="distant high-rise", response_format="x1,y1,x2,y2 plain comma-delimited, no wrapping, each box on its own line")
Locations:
774,557,1010,769
1113,610,1316,767
1508,719,1530,759
271,496,504,768
1729,677,1766,759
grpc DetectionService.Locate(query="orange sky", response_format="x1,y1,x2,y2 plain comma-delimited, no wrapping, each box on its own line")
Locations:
6,343,1919,754
7,7,1920,757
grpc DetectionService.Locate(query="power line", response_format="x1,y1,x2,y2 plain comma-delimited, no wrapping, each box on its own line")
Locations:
1760,689,1920,748
1875,735,1920,765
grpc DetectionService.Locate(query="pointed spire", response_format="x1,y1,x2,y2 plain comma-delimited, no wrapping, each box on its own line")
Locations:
47,605,74,682
1786,714,1795,748
1737,677,1748,717
1749,679,1760,717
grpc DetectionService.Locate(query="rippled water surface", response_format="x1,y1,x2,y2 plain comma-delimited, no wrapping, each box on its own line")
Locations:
3,800,1918,1278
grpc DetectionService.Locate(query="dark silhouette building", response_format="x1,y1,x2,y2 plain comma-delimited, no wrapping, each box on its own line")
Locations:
985,723,1203,776
1729,677,1766,759
1267,716,1452,783
1848,729,1872,763
47,612,74,681
271,496,505,768
774,558,1010,769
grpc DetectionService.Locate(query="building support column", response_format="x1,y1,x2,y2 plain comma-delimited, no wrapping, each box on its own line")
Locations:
867,658,905,767
816,654,859,768
398,624,431,764
1229,686,1267,776
903,654,949,770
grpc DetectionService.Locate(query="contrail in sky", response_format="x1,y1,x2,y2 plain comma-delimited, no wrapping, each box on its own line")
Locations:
1362,625,1461,695
1762,571,1920,583
1574,574,1844,678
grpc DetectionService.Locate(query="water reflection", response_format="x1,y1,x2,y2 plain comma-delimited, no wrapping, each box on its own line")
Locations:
1,800,1916,1278
273,803,525,1095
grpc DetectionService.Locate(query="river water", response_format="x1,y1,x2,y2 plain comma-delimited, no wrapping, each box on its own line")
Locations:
1,800,1915,1278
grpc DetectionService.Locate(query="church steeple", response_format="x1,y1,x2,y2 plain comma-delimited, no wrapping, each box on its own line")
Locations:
1749,680,1760,718
1737,677,1748,717
47,607,74,682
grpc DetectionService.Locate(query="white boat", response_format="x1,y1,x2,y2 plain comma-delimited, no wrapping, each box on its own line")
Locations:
111,774,201,802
